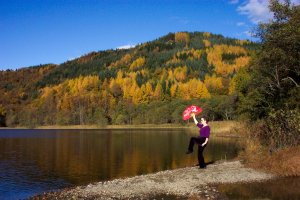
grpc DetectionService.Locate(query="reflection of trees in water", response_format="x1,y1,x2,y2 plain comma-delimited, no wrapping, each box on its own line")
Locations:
207,137,242,161
0,129,241,185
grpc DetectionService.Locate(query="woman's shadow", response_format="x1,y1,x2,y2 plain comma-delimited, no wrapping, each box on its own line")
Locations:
195,161,215,167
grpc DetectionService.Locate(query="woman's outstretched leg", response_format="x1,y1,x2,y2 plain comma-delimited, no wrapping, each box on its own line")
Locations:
186,137,200,154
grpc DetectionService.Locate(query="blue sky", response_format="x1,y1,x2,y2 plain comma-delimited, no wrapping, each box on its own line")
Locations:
1,0,299,70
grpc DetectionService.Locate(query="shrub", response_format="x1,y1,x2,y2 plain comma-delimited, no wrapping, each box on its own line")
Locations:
255,109,300,149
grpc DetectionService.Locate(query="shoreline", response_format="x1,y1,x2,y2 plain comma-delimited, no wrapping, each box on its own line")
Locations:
0,121,239,130
0,121,242,138
0,123,193,129
30,160,275,200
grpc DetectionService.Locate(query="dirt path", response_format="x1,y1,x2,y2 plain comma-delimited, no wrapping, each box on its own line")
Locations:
31,161,275,200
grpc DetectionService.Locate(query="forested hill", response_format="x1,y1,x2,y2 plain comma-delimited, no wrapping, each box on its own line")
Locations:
0,31,258,127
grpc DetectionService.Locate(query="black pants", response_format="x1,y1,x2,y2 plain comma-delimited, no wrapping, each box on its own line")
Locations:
187,137,207,168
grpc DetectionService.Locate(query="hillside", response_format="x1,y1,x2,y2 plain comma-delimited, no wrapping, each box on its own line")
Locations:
0,31,258,127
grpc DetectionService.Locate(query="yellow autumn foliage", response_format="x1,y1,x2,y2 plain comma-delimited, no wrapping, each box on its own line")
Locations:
203,39,211,48
204,74,224,94
175,32,190,45
235,39,250,45
109,53,132,68
166,49,203,65
175,79,210,100
130,57,145,71
203,32,211,38
174,66,187,82
206,45,250,76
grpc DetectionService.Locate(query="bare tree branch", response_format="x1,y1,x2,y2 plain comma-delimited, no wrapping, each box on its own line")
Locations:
282,76,299,87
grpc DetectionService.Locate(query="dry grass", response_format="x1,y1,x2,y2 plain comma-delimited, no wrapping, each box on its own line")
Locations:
3,121,242,132
209,121,245,137
38,124,188,129
241,145,300,177
181,120,244,138
185,120,246,137
267,147,300,176
238,124,300,177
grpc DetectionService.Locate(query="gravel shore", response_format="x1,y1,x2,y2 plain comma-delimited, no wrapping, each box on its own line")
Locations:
30,161,275,200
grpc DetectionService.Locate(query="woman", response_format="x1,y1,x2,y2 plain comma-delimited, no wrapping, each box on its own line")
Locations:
186,113,210,169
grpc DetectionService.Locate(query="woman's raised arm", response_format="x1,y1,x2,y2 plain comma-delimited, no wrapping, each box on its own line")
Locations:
191,113,198,125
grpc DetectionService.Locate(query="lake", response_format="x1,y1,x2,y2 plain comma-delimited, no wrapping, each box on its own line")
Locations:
216,176,300,200
1,129,299,200
0,128,240,199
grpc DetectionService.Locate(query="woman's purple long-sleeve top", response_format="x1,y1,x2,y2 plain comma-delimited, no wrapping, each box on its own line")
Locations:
197,123,210,138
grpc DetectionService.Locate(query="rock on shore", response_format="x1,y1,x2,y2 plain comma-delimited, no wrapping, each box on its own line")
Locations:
30,161,274,200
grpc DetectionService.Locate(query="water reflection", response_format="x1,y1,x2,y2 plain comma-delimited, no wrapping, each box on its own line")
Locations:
217,177,300,200
0,129,240,199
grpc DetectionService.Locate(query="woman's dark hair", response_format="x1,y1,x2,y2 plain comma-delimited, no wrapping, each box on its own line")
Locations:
201,115,209,123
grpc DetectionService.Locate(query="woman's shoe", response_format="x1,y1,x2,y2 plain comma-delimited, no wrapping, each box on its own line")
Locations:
185,150,193,154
